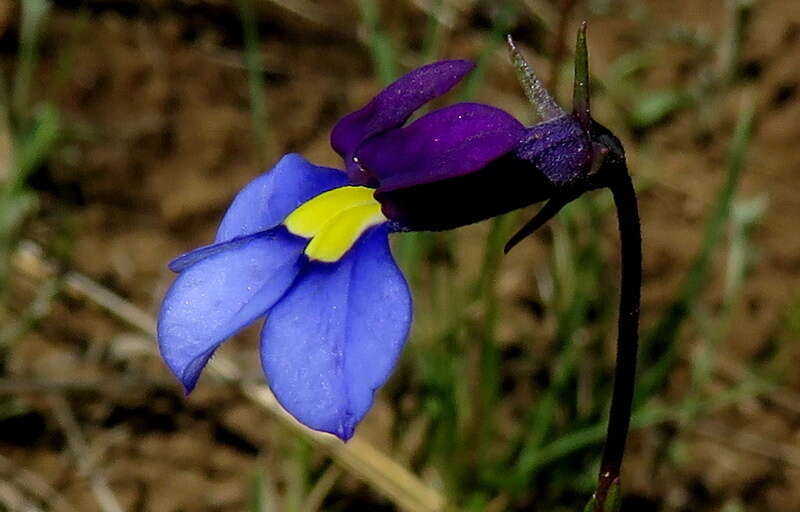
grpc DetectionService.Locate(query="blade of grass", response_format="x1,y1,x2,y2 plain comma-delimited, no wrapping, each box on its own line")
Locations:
12,0,50,125
0,105,59,286
637,94,756,402
11,104,60,192
248,468,278,512
357,0,398,85
302,464,341,512
238,0,272,165
461,0,521,100
521,376,770,475
689,195,766,396
47,8,90,100
0,276,58,347
284,438,311,512
11,240,447,512
355,1,435,282
716,0,754,84
420,0,446,63
473,212,518,470
509,198,608,491
458,1,522,479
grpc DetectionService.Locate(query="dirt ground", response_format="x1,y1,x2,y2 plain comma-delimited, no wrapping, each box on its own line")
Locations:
1,0,800,510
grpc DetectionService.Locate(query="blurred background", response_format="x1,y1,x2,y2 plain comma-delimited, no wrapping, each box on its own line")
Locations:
1,0,799,510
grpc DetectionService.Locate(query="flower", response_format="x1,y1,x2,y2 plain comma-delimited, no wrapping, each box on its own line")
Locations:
158,36,627,440
332,60,587,232
158,154,411,441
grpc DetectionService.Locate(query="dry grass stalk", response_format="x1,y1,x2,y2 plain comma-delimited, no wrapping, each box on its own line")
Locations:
11,240,446,512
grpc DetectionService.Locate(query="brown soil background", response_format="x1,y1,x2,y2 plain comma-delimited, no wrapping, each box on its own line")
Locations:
1,0,800,510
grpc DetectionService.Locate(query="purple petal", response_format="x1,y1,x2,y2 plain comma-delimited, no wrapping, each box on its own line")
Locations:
356,102,526,192
158,227,307,392
216,153,349,243
375,152,554,231
515,116,590,185
331,60,475,183
260,225,411,440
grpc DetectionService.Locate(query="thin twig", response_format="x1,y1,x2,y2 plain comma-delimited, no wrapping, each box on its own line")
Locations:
11,240,446,512
0,480,42,512
49,396,125,512
714,357,800,417
0,454,79,512
258,0,334,28
302,464,342,512
406,0,461,29
0,376,167,394
693,419,800,469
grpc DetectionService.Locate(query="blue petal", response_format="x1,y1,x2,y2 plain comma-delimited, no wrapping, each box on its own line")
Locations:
215,153,349,243
168,232,263,273
158,227,307,392
260,225,411,440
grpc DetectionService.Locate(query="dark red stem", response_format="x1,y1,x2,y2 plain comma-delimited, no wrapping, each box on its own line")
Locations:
595,171,641,510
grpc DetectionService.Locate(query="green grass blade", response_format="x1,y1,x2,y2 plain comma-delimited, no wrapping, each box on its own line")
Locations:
637,96,756,401
238,0,272,165
249,468,279,512
420,0,445,63
357,0,398,85
12,104,60,193
12,0,50,124
520,376,768,476
461,0,520,100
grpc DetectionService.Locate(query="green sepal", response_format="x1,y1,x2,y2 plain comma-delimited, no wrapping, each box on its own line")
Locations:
572,21,591,130
604,479,621,512
583,479,621,512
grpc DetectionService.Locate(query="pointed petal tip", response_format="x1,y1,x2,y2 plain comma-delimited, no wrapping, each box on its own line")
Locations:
305,417,356,441
180,378,197,396
336,423,356,442
331,59,477,164
449,58,476,72
362,102,526,191
178,358,204,395
158,229,306,400
158,345,202,395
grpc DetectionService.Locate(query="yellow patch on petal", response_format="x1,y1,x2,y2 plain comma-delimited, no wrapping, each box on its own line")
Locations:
284,186,376,237
284,186,387,263
305,203,385,262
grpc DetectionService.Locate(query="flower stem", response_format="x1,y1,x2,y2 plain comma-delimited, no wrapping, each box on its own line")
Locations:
594,170,641,510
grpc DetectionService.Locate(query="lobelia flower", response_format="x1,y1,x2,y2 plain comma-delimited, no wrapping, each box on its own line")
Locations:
158,26,629,442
